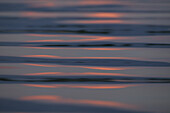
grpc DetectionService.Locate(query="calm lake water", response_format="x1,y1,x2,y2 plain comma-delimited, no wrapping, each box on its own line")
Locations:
0,0,170,113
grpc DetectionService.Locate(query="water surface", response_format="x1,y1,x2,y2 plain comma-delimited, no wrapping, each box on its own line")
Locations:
0,0,170,113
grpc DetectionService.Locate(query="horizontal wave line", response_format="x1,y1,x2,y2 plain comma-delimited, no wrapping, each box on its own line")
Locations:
0,76,169,83
0,56,170,67
0,41,170,48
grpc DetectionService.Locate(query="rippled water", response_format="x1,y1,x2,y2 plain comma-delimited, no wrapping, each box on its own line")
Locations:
0,0,170,113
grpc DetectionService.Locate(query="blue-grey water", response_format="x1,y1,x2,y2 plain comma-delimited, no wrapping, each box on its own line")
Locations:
0,0,170,113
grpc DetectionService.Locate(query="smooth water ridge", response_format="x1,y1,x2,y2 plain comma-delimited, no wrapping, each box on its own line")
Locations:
0,0,170,113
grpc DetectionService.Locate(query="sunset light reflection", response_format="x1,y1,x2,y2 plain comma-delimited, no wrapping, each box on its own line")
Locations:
88,12,122,18
23,55,143,60
26,33,130,42
25,72,130,76
25,47,133,51
62,20,123,24
20,95,137,109
24,84,139,89
23,63,135,70
26,37,114,42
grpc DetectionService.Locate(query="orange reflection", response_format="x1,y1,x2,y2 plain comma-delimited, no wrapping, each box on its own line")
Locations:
25,72,130,76
27,40,63,42
27,34,98,38
63,20,122,24
27,33,127,39
24,84,138,89
84,48,134,50
23,63,135,70
23,55,61,59
68,85,137,89
83,66,134,70
24,84,56,88
27,34,61,37
88,12,122,18
25,47,133,51
23,63,59,67
26,34,130,42
26,37,114,42
21,95,61,101
20,95,137,109
25,47,60,49
23,55,143,60
25,72,65,75
80,100,135,109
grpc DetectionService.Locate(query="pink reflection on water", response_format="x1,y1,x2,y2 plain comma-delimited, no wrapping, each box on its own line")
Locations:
21,95,61,101
88,12,123,18
26,37,114,42
27,40,63,42
20,11,57,18
20,95,137,109
23,55,61,58
83,66,134,70
25,47,134,51
27,33,125,39
23,55,143,61
20,11,124,19
23,63,135,70
27,34,62,37
24,84,57,88
24,84,139,89
26,33,130,42
25,71,130,76
84,48,135,50
23,63,59,67
63,20,123,24
26,33,104,38
25,47,60,49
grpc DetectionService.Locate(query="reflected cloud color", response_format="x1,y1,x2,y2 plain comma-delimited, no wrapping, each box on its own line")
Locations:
62,20,123,24
25,72,130,76
21,95,61,101
24,84,56,88
88,12,123,18
23,63,58,67
26,37,114,42
23,63,135,70
23,84,139,89
27,34,104,38
20,11,57,18
20,11,123,19
84,48,134,50
23,55,61,58
20,11,124,18
22,12,123,19
26,33,130,41
25,47,60,50
25,47,132,51
26,40,63,42
82,66,135,71
20,95,137,110
23,55,143,60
